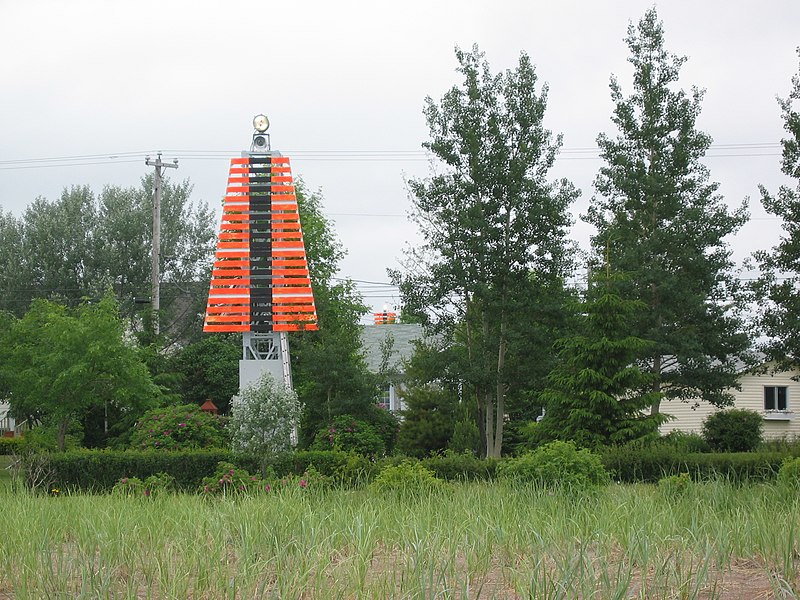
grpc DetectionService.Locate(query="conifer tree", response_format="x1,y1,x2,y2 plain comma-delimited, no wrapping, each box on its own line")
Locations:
755,49,800,369
585,8,750,414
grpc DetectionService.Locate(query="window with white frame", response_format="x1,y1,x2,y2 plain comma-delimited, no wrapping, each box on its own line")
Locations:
764,386,788,411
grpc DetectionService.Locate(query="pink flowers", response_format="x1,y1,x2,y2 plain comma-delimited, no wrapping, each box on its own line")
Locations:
299,479,308,489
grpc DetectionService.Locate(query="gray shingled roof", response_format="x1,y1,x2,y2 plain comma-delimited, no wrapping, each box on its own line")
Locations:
360,324,424,373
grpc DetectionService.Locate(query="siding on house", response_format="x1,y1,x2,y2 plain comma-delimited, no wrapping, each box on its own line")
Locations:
660,366,800,440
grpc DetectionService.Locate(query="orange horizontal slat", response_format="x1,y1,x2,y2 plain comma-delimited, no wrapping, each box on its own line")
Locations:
271,203,297,211
273,277,312,285
271,185,294,193
221,223,249,230
205,307,249,315
217,242,249,249
231,158,249,165
273,305,317,313
273,259,307,266
206,315,251,323
213,260,249,267
219,232,250,240
273,250,306,257
204,324,251,332
273,314,316,322
221,213,250,221
272,268,309,276
271,194,296,202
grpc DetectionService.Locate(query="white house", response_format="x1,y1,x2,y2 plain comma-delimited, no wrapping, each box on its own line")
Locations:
659,365,800,440
359,323,424,413
0,402,18,437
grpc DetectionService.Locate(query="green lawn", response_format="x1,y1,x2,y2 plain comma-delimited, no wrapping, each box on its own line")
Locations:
0,480,797,598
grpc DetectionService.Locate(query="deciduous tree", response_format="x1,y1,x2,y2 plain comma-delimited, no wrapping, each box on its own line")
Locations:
396,45,578,457
0,294,159,450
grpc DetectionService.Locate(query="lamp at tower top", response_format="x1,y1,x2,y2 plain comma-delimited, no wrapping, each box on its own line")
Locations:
251,113,271,152
253,114,270,132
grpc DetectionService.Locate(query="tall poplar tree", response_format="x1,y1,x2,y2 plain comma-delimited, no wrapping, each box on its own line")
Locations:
396,46,578,457
755,49,800,370
585,9,750,414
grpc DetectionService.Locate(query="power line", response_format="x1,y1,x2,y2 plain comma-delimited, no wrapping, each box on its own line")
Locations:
0,142,784,170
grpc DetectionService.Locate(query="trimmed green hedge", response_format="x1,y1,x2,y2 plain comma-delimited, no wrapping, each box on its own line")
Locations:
601,446,788,483
23,446,794,493
0,437,23,455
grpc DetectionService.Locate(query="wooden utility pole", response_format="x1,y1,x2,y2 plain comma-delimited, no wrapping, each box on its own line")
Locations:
145,153,178,336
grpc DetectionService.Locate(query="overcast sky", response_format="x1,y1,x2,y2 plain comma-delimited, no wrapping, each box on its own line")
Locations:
1,1,798,317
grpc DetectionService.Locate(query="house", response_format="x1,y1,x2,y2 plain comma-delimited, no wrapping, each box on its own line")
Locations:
359,323,424,413
0,402,19,438
659,364,800,440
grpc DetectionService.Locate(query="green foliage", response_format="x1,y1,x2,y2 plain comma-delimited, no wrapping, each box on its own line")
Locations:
0,437,23,455
288,183,377,447
701,409,763,452
0,295,160,450
397,385,458,458
777,456,800,488
230,374,300,455
171,335,240,414
199,462,266,495
112,472,175,498
370,460,445,496
755,49,800,369
658,472,693,498
35,449,240,492
659,431,711,453
423,452,498,481
310,415,385,457
0,178,215,341
396,45,579,457
449,419,481,455
536,275,663,448
497,441,609,489
129,404,227,451
600,446,787,483
585,7,751,412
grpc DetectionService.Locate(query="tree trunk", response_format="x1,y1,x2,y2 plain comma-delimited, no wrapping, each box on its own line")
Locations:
57,418,69,452
492,320,507,458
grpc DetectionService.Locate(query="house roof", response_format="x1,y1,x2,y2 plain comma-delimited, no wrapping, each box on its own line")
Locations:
360,324,424,374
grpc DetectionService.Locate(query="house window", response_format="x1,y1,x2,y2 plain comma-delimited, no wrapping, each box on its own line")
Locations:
764,386,788,411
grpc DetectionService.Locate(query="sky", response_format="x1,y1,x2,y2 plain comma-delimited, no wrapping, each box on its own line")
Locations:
1,1,798,319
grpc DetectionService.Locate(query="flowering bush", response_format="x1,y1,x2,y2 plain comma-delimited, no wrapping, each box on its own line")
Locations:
112,472,175,498
199,462,266,495
199,461,328,496
311,415,385,457
129,404,227,451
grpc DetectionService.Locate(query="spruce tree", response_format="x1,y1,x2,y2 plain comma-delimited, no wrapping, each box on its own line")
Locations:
755,49,800,369
585,8,750,414
536,272,662,449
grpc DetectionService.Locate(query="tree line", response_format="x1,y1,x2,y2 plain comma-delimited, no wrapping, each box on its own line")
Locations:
393,8,800,457
1,8,798,457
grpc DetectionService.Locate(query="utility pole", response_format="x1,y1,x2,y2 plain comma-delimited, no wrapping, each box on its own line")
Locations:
145,153,178,336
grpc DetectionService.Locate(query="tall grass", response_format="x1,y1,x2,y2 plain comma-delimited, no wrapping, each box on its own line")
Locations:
0,480,797,598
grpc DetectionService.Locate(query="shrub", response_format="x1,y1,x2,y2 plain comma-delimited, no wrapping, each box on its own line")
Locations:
370,460,445,496
497,441,609,489
449,420,480,455
113,472,175,498
310,415,385,457
659,431,711,453
658,472,693,498
229,373,300,455
129,404,227,451
777,456,800,488
422,451,498,481
0,437,23,455
200,462,266,495
702,409,763,452
600,446,787,483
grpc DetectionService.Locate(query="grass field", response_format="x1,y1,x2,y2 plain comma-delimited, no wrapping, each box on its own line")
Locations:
0,479,798,599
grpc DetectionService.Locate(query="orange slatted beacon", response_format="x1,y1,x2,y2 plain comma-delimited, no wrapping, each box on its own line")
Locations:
204,115,318,392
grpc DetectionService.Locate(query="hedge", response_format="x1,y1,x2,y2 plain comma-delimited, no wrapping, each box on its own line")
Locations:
600,446,789,483
21,446,794,493
0,437,23,455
